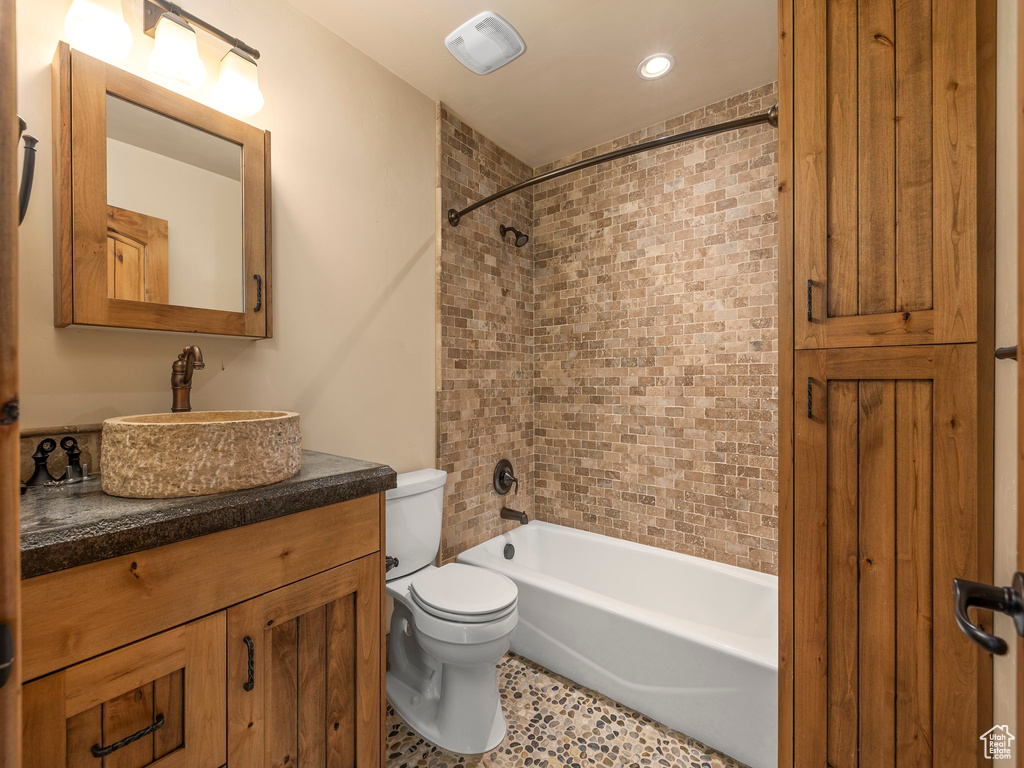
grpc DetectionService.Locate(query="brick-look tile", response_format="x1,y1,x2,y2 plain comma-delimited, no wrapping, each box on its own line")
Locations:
438,84,779,575
437,105,536,564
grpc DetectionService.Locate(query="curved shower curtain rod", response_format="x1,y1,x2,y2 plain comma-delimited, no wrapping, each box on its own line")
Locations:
447,103,778,227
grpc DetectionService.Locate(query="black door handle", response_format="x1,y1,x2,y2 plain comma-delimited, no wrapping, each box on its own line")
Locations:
952,573,1024,656
17,116,37,226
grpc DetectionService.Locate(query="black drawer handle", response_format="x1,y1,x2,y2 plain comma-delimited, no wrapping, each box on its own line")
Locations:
253,274,263,312
91,713,164,757
243,635,255,691
806,279,813,322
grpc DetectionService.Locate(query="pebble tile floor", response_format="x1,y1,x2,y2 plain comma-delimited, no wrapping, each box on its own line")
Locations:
386,653,748,768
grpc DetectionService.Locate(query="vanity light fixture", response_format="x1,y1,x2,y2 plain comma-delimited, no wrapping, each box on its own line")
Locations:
149,12,206,92
142,0,264,114
213,48,265,118
63,0,133,62
637,53,674,80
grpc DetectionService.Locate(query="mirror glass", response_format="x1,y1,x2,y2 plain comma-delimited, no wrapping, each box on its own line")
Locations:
105,94,244,313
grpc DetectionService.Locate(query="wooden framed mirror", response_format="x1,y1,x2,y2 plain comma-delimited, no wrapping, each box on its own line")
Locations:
51,42,272,338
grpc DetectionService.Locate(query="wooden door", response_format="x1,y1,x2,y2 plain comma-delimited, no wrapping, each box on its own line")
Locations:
227,554,381,768
21,613,226,768
793,0,987,348
0,0,19,765
794,345,990,766
106,206,169,303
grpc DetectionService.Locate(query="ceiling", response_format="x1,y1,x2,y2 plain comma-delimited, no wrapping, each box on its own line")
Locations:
288,1,779,167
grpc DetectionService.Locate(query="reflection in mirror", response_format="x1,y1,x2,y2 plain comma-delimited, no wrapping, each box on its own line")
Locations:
105,94,244,313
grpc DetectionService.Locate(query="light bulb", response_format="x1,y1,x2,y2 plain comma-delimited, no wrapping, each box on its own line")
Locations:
64,0,133,62
149,13,206,92
213,48,265,118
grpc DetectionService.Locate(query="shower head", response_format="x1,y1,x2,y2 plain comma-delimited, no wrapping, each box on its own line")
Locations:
499,224,529,248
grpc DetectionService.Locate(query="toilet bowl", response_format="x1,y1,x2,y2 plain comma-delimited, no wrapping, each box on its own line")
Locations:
385,470,519,754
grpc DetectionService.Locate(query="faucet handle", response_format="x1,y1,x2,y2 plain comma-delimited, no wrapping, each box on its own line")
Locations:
493,459,518,495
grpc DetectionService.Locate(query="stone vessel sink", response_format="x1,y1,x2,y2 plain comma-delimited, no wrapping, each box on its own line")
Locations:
101,411,302,499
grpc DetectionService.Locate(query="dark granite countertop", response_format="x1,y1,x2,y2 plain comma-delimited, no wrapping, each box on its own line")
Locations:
20,450,396,579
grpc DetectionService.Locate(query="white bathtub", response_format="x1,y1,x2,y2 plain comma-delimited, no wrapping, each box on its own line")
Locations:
457,521,777,768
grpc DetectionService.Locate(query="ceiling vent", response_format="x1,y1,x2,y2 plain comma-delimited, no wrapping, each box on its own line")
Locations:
445,12,525,75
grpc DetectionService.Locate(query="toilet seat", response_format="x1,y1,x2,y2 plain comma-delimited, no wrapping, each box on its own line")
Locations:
409,563,518,623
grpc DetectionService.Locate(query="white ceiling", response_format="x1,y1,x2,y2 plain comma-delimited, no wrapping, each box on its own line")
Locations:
288,0,779,167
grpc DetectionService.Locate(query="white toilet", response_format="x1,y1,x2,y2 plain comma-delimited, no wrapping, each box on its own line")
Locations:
385,469,519,754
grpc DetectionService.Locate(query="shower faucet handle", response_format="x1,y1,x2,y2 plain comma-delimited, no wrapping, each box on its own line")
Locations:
493,459,518,495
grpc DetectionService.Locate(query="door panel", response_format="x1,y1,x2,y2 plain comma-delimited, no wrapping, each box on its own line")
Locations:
22,613,226,768
227,554,380,768
106,206,168,304
794,345,988,766
794,0,980,348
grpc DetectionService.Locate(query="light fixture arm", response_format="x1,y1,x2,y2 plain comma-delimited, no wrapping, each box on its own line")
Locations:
143,0,260,60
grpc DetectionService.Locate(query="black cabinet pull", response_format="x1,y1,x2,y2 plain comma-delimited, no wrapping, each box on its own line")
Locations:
253,274,263,312
243,635,255,691
806,377,813,419
91,713,165,757
806,279,813,322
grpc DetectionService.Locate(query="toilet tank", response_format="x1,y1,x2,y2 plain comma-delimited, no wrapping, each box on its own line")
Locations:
385,468,447,581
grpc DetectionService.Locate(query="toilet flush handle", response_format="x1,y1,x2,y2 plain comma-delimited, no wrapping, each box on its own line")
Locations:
385,556,400,572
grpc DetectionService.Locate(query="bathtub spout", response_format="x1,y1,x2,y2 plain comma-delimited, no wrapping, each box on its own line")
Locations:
500,507,528,525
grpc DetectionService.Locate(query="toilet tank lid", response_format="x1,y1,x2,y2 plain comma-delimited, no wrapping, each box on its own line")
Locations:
387,468,448,500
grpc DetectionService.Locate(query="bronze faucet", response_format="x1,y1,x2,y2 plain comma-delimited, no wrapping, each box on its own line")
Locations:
500,507,529,525
171,345,205,412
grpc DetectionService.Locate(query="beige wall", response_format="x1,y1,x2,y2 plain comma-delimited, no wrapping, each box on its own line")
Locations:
16,0,437,473
994,0,1018,745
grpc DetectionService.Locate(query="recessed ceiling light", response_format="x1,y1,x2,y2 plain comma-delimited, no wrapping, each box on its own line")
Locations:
637,53,674,80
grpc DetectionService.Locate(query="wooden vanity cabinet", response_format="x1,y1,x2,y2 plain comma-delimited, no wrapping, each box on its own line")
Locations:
19,494,387,768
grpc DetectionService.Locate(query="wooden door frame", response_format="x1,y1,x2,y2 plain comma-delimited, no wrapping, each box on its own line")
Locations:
0,0,20,766
1017,0,1024,745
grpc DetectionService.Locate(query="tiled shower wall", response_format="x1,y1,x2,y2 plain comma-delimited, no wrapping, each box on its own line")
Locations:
438,84,779,574
436,105,536,563
533,84,779,574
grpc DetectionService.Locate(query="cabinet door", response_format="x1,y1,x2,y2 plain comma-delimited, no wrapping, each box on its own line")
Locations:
227,555,381,768
793,0,986,348
22,612,226,768
793,346,988,766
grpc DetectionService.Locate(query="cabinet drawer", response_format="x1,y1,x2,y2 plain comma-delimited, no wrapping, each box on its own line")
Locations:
23,613,226,768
